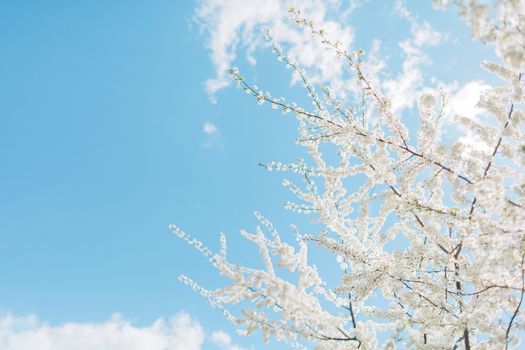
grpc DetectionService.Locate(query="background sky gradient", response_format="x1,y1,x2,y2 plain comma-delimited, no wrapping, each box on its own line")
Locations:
0,1,498,349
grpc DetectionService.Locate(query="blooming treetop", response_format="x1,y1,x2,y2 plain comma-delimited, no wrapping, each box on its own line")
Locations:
172,1,525,349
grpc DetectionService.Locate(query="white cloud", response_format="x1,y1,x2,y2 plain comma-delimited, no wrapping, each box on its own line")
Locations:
383,40,428,114
203,121,218,135
394,0,443,47
381,0,444,114
195,0,453,119
442,80,492,151
210,330,246,350
0,313,204,350
194,0,355,99
346,0,371,15
202,121,221,148
412,21,443,47
444,80,490,121
196,0,452,120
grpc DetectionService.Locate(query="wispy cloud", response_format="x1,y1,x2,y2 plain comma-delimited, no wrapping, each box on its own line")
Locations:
0,312,243,350
390,0,494,151
197,0,495,150
202,121,221,148
210,331,247,350
194,0,355,100
442,80,491,151
444,80,489,121
379,0,444,114
203,121,218,135
195,0,451,119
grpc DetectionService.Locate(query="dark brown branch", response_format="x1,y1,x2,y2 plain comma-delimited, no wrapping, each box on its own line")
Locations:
235,75,344,130
247,286,362,346
463,328,471,350
470,101,516,216
505,254,525,350
349,294,357,329
353,125,474,185
399,280,457,318
508,199,523,209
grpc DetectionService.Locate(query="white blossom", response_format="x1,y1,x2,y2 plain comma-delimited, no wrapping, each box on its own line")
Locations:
175,2,525,349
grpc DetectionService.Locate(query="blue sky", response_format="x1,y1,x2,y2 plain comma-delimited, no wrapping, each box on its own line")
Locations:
0,1,497,349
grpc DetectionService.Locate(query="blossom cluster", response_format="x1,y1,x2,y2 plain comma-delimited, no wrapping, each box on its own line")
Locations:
175,2,525,349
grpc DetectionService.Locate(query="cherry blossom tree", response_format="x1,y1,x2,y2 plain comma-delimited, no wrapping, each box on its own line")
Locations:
172,1,525,349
